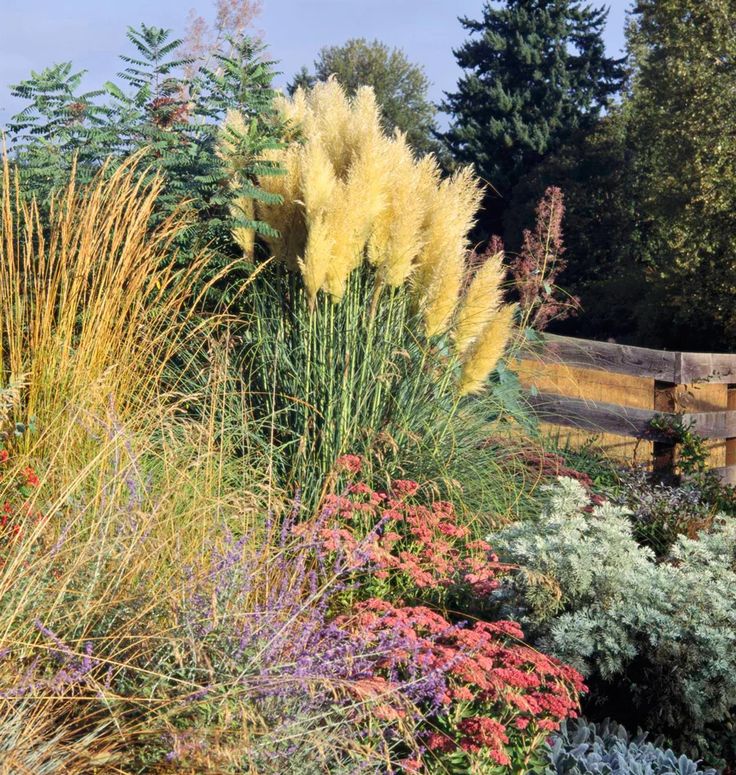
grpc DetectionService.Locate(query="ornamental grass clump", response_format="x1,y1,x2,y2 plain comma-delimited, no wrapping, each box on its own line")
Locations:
225,80,516,494
0,152,222,468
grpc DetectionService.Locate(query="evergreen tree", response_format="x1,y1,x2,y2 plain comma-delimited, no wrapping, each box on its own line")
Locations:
505,112,646,342
288,38,438,154
441,0,625,234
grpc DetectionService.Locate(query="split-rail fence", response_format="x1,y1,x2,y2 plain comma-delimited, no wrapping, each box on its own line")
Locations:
515,335,736,483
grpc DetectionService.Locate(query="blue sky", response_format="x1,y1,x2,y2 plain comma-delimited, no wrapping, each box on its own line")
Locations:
0,0,631,122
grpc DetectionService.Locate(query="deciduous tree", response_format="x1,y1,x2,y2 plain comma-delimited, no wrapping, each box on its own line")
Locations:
625,0,736,349
289,38,438,155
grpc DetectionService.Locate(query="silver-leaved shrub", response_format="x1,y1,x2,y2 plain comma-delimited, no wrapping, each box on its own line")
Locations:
487,477,736,764
545,718,716,775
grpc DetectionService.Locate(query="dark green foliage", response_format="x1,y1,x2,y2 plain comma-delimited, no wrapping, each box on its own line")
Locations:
6,25,284,307
505,113,647,342
441,0,625,235
622,0,736,350
288,38,439,155
542,0,736,349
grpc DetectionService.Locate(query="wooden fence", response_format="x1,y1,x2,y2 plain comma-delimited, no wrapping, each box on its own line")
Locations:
515,334,736,483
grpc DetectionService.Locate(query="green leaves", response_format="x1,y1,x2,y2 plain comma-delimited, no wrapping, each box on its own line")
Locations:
289,38,439,156
623,0,736,349
441,0,625,235
5,25,285,309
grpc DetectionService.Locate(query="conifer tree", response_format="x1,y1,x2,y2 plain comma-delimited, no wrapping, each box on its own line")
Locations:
441,0,624,233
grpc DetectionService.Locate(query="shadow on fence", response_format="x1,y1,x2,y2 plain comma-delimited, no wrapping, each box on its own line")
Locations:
516,334,736,483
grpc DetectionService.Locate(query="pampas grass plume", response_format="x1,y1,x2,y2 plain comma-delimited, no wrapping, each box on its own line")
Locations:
301,138,337,220
459,304,516,395
299,214,334,302
253,80,484,320
454,252,506,356
368,133,426,287
307,79,354,177
415,165,483,337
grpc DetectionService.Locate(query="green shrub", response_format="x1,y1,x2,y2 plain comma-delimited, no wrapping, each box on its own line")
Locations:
488,476,736,764
613,467,717,556
6,26,283,306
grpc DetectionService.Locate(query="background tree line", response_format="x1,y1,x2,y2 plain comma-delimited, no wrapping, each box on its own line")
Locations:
5,0,736,350
290,0,736,351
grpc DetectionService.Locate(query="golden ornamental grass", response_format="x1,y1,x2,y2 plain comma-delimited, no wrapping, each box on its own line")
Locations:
225,79,517,396
459,304,517,396
0,151,221,462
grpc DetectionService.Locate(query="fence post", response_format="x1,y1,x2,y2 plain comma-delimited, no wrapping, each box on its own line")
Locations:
727,386,736,472
653,380,678,476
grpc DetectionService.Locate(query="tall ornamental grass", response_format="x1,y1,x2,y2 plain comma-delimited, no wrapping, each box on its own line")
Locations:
0,152,221,468
222,80,517,494
0,394,413,773
0,154,412,771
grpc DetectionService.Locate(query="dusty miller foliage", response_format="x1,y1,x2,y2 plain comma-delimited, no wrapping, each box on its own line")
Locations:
545,718,716,775
488,476,736,761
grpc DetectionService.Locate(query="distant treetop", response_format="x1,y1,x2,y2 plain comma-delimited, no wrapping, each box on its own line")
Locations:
288,38,439,155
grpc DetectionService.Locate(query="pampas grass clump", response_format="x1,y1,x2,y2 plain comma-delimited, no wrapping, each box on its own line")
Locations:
227,79,514,387
222,80,517,493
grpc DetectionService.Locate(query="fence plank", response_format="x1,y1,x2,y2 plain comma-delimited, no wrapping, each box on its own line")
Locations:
520,334,736,383
525,392,672,442
522,335,678,381
710,464,736,485
678,353,736,383
684,410,736,440
526,391,736,444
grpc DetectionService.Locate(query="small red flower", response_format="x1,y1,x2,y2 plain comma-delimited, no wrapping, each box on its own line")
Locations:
392,479,419,498
22,468,40,488
336,454,363,474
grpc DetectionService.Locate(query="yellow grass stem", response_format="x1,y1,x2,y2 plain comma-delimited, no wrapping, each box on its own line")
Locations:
0,152,222,462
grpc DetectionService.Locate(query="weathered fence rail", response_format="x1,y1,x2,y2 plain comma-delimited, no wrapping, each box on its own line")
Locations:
516,334,736,483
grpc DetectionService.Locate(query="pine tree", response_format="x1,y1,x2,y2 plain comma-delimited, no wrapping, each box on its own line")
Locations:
441,0,624,234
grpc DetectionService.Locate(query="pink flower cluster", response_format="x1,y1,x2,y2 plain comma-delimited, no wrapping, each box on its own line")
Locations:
339,599,585,769
323,456,585,769
319,473,505,596
0,448,43,550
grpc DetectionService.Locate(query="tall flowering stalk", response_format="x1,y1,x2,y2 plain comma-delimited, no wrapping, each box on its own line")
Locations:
509,186,580,332
222,81,516,493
